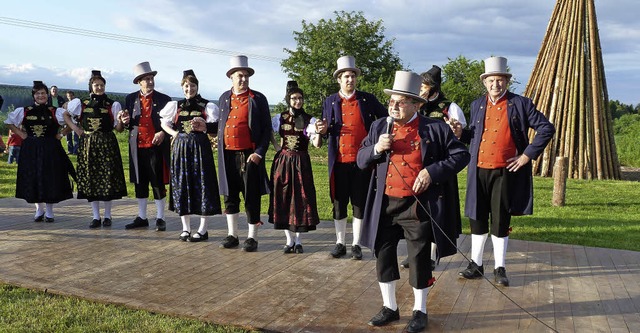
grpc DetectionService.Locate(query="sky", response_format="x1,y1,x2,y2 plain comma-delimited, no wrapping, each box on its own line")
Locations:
0,0,638,106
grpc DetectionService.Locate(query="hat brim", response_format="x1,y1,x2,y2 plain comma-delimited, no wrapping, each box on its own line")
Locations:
480,72,512,80
333,68,361,79
133,71,157,84
226,67,255,78
383,89,428,104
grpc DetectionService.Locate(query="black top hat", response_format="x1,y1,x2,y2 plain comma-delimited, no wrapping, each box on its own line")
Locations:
33,80,44,86
421,65,442,87
91,70,103,77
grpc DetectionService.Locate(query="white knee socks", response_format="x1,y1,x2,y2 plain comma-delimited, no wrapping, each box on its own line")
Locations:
352,217,362,246
103,201,112,219
181,215,191,232
492,235,509,269
137,198,147,219
91,201,100,220
335,218,347,244
154,199,165,219
471,233,489,266
197,216,208,234
284,230,294,246
413,287,429,313
226,213,238,237
379,281,398,311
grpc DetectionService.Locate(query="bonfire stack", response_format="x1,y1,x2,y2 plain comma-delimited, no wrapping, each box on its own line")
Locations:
524,0,621,179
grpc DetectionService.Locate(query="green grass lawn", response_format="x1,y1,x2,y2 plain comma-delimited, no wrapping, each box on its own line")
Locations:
1,132,638,331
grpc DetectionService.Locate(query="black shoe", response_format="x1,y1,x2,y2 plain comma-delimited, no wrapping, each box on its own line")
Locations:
367,306,400,327
459,261,484,279
102,218,112,227
155,218,166,231
400,257,409,269
220,235,239,248
34,214,44,222
125,217,149,229
351,245,363,260
44,216,54,223
294,244,304,254
89,219,101,229
494,267,510,286
330,243,347,258
242,238,258,252
189,231,208,242
179,231,191,241
406,310,428,332
283,244,295,254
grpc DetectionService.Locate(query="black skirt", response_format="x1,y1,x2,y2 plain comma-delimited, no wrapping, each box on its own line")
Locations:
16,136,74,203
169,132,221,216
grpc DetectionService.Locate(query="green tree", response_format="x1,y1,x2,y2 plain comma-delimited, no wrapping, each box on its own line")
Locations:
281,11,403,116
440,56,487,116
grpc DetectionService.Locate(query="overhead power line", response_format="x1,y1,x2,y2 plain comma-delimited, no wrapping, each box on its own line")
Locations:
0,16,282,62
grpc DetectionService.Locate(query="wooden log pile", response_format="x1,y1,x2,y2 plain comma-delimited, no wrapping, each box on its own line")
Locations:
523,0,620,179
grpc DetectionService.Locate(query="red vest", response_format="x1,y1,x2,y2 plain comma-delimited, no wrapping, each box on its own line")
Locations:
224,90,254,150
337,94,367,163
477,96,516,169
385,119,422,197
137,93,155,148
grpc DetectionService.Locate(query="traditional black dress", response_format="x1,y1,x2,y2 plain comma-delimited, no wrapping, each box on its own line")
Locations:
268,109,320,232
73,95,127,201
12,104,74,203
161,96,221,216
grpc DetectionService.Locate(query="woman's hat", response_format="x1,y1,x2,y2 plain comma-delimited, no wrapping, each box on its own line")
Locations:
480,56,512,80
383,71,428,104
183,69,196,78
333,55,361,79
132,61,158,84
226,55,255,78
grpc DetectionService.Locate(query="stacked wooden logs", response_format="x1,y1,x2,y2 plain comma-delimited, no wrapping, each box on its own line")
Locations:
523,0,620,180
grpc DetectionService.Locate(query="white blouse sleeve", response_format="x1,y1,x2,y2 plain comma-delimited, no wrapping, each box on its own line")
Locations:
55,108,67,125
65,98,83,118
448,102,467,128
271,114,281,133
111,101,122,128
306,117,319,139
4,107,25,126
205,102,219,123
159,101,178,126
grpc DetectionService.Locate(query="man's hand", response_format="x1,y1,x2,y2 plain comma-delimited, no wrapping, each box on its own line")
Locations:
412,169,432,194
445,117,462,139
374,133,393,155
152,131,165,146
507,154,531,172
315,118,328,135
191,117,206,132
247,152,262,164
119,110,130,125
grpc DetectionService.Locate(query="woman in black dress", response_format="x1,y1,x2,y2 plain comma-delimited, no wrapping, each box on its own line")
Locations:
160,70,221,242
4,81,74,222
268,81,321,253
64,70,128,228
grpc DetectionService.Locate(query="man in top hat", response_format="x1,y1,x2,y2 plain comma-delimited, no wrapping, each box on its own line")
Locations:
400,65,467,270
315,55,387,260
357,71,469,332
216,55,271,252
119,61,172,231
458,56,555,287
